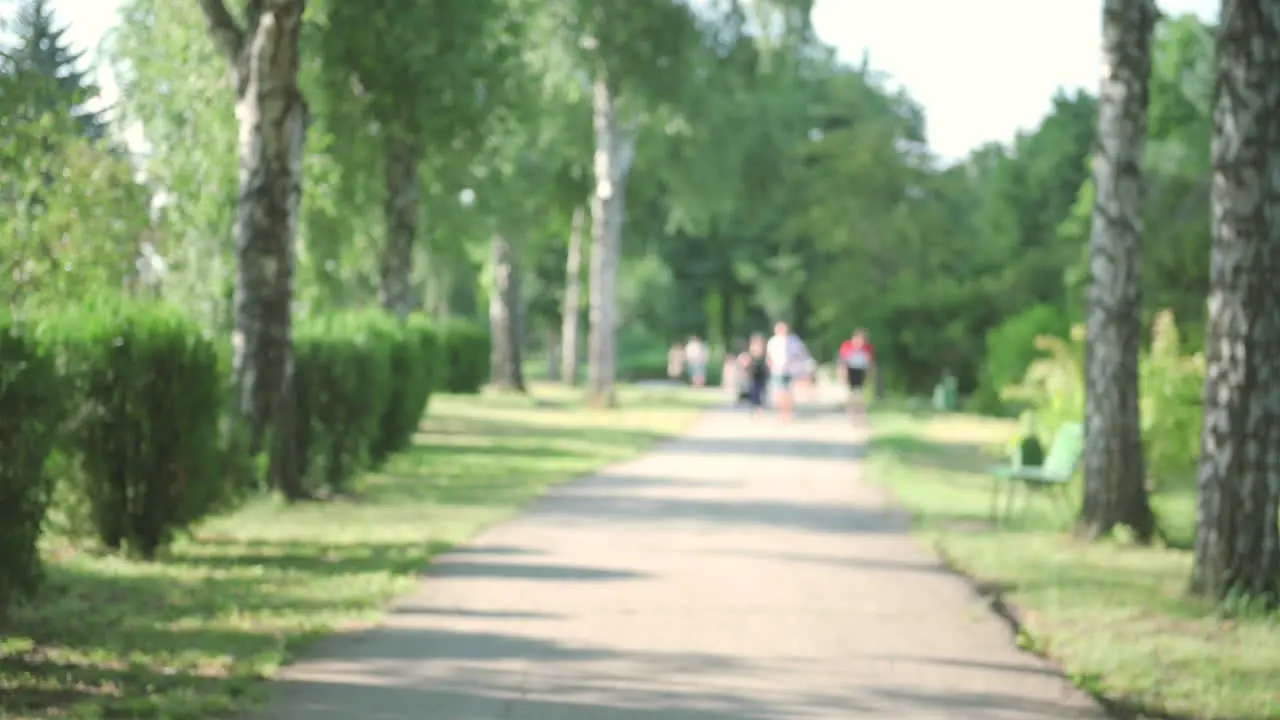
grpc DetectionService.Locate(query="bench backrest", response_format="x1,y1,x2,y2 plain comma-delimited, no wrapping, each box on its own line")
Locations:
1042,422,1084,479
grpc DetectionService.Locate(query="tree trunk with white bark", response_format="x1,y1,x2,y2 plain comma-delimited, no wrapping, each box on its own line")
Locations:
197,0,308,500
561,204,585,385
586,73,636,408
488,233,525,392
546,328,561,381
1189,0,1280,605
1080,0,1157,542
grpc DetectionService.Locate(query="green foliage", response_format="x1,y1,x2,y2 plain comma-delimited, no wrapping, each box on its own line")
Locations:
293,311,444,492
1140,310,1204,491
37,297,227,559
1002,311,1205,490
977,304,1070,412
438,321,491,394
370,314,441,464
0,315,61,616
1000,325,1085,444
294,312,395,493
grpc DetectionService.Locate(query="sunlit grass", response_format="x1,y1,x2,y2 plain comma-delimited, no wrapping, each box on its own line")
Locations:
0,383,710,719
866,408,1280,719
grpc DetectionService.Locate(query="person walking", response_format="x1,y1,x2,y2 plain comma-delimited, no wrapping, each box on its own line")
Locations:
838,328,877,418
685,335,708,387
765,321,805,423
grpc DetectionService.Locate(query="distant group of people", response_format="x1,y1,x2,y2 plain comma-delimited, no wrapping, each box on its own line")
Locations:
668,322,877,424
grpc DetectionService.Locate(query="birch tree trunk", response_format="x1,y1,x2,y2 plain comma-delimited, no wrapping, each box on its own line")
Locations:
488,233,525,392
198,0,307,499
561,205,585,385
1189,0,1280,604
1080,0,1157,542
380,128,420,318
546,328,561,381
586,73,636,408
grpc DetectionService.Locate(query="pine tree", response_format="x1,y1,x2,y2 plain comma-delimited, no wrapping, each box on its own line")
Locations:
2,0,106,140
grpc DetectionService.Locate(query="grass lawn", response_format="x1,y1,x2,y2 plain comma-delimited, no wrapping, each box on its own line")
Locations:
867,408,1280,720
0,383,713,719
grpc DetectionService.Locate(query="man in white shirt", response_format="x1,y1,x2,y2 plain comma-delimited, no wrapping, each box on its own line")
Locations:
765,321,806,422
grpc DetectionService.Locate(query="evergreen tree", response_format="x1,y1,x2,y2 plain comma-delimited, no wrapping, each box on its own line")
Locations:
1,0,106,139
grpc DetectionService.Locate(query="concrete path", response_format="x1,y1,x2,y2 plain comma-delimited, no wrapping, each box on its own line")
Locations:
260,402,1102,719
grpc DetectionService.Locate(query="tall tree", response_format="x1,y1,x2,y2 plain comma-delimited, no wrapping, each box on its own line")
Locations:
2,0,106,139
196,0,308,499
1079,0,1157,542
313,0,515,317
488,233,525,390
541,0,700,407
1189,0,1280,604
560,204,586,384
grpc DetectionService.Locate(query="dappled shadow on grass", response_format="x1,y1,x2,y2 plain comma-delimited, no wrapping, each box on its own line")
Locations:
0,653,244,720
0,560,322,718
170,537,451,576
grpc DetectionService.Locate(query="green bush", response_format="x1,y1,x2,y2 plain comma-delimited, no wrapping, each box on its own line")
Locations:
39,298,226,559
438,320,489,394
976,304,1069,412
1140,310,1204,491
370,314,440,463
0,317,62,616
1002,310,1204,490
294,312,394,492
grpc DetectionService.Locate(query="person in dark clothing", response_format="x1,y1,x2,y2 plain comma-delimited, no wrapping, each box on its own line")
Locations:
740,333,769,416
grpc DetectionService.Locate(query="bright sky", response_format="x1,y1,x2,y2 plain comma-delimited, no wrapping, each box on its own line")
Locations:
50,0,1218,161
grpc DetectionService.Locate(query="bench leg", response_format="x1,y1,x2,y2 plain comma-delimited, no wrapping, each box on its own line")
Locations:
1006,481,1022,523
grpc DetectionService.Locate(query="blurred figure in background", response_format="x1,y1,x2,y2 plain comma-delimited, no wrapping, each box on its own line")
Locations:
667,342,685,381
685,335,708,387
766,321,806,422
723,342,743,398
740,333,770,416
838,328,877,417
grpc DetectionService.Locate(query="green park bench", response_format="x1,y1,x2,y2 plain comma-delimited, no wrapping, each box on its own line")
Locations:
989,422,1083,523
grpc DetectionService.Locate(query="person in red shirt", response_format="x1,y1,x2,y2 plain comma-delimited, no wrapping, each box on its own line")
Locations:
838,329,876,415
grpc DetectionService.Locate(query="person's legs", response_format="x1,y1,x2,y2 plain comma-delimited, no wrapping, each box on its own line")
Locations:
773,374,794,422
747,379,765,417
846,368,867,418
690,361,706,387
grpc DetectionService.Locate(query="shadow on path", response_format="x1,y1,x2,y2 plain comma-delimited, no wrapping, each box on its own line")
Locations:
667,436,866,460
535,489,904,536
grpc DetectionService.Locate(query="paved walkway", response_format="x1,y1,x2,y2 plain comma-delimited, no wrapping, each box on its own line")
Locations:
260,402,1102,719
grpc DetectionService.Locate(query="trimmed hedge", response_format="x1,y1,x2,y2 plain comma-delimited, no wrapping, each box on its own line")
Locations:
0,316,61,617
293,312,451,491
3,303,478,603
39,299,227,559
371,314,440,463
438,320,490,394
294,312,393,493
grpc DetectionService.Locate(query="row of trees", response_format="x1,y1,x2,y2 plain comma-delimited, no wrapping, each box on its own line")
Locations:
1082,0,1278,604
4,0,1276,605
